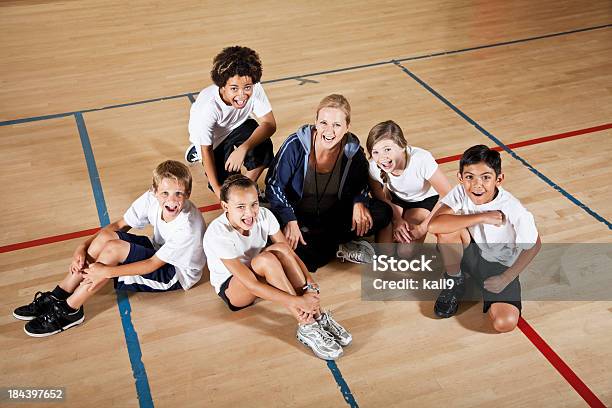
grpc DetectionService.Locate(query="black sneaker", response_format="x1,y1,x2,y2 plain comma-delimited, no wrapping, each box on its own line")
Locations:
13,291,58,321
24,301,84,337
184,144,201,164
434,273,466,318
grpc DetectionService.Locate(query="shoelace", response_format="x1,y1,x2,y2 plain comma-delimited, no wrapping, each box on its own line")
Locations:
39,305,65,331
29,291,48,310
322,313,344,337
312,325,337,346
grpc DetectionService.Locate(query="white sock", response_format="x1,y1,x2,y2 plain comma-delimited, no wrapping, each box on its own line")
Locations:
447,270,462,277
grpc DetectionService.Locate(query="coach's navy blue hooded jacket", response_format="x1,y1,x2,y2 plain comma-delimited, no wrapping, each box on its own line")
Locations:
265,124,370,226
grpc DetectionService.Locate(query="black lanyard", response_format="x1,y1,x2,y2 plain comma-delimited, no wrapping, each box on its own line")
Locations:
313,139,342,217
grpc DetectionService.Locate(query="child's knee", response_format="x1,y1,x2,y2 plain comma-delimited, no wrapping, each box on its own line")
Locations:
98,239,126,260
396,243,416,259
251,251,278,271
489,305,519,333
268,242,292,256
435,230,464,244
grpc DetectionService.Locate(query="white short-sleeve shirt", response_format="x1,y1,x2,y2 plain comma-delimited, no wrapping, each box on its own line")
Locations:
123,191,207,290
188,82,272,149
369,146,439,202
203,207,280,294
440,185,538,266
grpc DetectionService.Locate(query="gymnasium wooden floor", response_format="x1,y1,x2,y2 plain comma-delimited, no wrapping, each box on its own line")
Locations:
1,1,611,407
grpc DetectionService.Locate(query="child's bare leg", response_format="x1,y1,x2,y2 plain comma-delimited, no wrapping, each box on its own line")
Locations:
263,243,323,317
66,239,130,309
434,229,470,275
223,276,258,308
245,165,265,183
488,303,519,333
397,208,429,258
263,243,308,290
58,272,86,294
250,251,316,323
251,251,297,295
58,229,124,293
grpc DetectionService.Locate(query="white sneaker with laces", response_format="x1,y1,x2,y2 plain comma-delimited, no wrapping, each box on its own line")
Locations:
317,311,352,347
336,240,375,264
296,322,343,360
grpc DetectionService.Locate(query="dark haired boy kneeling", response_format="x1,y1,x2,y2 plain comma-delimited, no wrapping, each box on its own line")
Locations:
428,145,541,332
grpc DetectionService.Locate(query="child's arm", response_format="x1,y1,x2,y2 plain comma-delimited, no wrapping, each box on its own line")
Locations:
484,235,542,293
410,168,453,239
428,204,505,234
83,256,167,291
200,144,222,198
225,111,277,172
70,219,131,274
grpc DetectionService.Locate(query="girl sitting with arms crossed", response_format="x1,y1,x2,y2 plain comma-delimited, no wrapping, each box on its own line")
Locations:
203,175,351,360
366,120,452,256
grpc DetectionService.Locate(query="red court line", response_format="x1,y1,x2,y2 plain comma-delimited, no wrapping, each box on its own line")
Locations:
1,123,609,255
0,206,222,254
0,228,101,254
517,317,606,408
436,123,612,164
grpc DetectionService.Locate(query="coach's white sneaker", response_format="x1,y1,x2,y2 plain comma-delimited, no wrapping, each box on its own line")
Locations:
297,322,343,360
336,240,375,264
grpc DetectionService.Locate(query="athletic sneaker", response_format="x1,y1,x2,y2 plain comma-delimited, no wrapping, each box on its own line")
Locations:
296,322,343,360
317,311,352,347
434,273,466,318
24,301,84,338
336,240,375,264
184,144,201,164
13,291,58,321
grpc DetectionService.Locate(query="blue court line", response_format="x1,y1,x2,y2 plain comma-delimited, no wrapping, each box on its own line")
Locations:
392,61,612,230
327,361,359,407
186,93,196,103
2,23,609,128
74,112,154,407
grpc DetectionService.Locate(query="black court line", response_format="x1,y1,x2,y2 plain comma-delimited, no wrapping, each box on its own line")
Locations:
1,23,609,127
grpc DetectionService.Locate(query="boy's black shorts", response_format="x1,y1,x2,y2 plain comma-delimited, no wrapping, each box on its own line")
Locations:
210,118,273,190
461,241,522,313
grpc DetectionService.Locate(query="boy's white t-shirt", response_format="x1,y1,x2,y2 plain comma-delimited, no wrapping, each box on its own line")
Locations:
188,82,272,149
123,191,207,290
440,185,538,266
369,146,439,202
204,207,280,294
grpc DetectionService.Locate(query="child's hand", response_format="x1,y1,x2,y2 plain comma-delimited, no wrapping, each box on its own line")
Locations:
296,291,320,314
284,221,307,250
83,262,111,292
224,145,248,173
392,218,411,243
484,274,511,293
480,210,506,227
408,223,427,241
70,246,87,274
352,203,373,237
